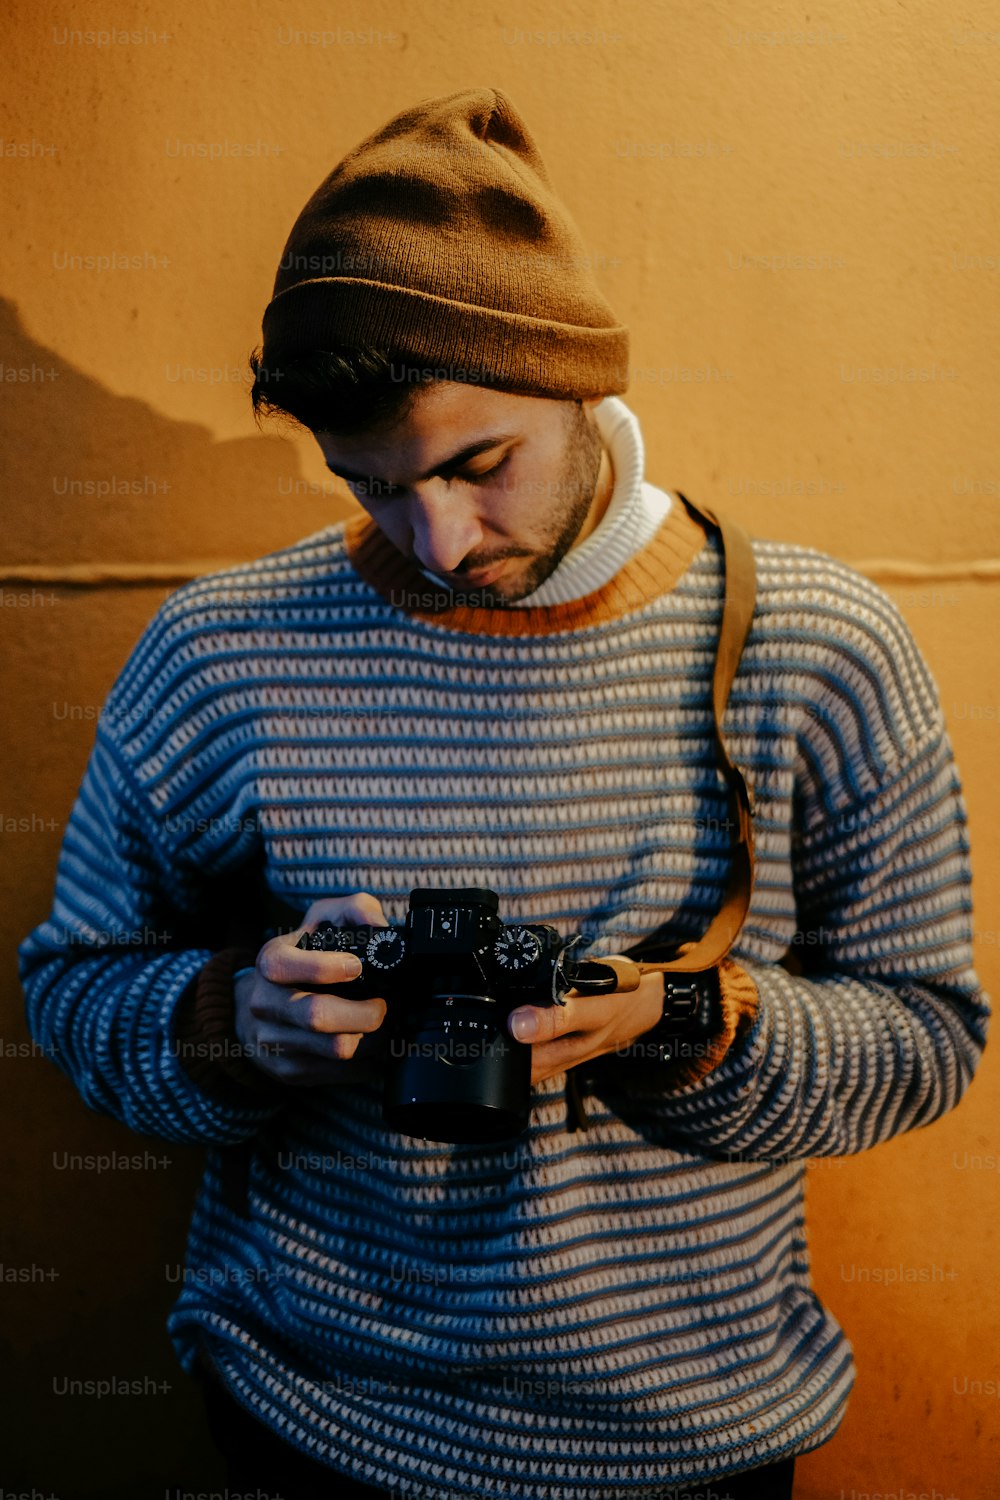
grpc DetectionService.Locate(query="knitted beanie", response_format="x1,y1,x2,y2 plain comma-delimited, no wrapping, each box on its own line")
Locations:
260,87,629,400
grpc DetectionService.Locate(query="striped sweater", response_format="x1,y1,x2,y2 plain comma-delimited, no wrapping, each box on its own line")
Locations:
20,397,989,1498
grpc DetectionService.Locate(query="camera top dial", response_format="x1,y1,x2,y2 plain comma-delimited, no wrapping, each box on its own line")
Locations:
367,929,406,969
493,928,543,972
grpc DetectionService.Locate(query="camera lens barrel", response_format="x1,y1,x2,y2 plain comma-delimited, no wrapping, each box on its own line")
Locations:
383,996,532,1143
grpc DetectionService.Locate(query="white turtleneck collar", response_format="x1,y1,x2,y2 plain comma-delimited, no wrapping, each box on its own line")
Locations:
417,396,673,607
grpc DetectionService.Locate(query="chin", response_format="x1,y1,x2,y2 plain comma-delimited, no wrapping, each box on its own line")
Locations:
495,571,539,605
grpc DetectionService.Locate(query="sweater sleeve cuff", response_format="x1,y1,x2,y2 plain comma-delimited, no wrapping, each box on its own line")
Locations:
653,958,760,1093
172,948,288,1104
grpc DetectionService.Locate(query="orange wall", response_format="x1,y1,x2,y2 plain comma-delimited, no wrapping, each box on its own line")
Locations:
2,2,998,1495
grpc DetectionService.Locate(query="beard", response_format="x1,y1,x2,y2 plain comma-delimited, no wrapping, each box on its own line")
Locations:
482,400,606,606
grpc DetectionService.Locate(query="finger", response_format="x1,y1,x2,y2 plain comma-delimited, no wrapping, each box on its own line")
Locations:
253,1020,368,1064
508,992,611,1045
528,1034,602,1079
301,891,390,930
308,992,388,1036
256,942,367,990
247,1029,365,1087
251,987,387,1036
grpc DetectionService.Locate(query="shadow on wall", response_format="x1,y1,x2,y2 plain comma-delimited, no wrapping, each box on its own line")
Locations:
0,298,350,1496
0,294,350,569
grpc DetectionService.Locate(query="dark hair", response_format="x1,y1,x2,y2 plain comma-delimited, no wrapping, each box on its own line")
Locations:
248,344,439,436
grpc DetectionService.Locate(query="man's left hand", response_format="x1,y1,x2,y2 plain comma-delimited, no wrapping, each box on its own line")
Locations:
507,967,665,1086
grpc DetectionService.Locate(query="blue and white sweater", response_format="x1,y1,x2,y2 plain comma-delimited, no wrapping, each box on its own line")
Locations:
20,398,989,1497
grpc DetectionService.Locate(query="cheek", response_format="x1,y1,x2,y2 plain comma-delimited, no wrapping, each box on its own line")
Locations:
490,468,540,521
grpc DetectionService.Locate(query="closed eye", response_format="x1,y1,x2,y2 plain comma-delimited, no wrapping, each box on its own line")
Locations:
459,454,510,486
337,451,511,499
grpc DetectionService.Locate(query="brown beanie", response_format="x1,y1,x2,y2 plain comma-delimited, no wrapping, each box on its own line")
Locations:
260,87,629,400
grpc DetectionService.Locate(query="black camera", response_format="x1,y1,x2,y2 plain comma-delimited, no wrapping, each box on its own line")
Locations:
296,886,624,1144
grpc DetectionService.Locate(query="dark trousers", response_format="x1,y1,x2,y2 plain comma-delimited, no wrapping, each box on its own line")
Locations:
197,1358,796,1499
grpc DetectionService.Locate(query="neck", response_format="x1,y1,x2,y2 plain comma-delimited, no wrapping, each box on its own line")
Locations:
572,443,615,551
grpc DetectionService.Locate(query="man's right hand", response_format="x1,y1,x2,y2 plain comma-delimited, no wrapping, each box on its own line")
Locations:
234,892,390,1087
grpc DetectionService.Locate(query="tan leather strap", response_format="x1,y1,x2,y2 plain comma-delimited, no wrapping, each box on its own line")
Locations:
617,493,757,980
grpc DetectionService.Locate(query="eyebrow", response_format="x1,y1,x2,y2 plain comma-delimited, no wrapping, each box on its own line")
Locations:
324,433,517,488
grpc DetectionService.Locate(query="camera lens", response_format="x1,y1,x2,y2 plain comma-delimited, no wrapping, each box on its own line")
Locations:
382,996,530,1144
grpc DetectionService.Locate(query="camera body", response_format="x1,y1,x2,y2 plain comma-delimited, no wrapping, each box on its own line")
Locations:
296,886,619,1144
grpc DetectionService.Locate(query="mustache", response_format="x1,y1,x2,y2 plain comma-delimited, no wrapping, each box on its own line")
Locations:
454,554,526,574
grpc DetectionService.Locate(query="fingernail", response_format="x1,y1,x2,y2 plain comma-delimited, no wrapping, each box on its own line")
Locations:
343,957,363,978
511,1011,537,1041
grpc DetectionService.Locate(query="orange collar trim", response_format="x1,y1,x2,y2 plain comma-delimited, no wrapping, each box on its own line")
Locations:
343,495,708,637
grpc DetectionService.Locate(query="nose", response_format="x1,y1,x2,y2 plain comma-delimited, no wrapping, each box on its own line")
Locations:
406,483,484,577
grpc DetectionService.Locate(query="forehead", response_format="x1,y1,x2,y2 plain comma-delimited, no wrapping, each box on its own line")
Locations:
313,379,555,468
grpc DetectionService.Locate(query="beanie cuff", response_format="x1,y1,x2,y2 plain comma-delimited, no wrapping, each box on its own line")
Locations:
261,278,629,401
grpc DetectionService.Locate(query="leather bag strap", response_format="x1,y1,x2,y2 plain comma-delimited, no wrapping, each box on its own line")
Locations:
617,492,758,978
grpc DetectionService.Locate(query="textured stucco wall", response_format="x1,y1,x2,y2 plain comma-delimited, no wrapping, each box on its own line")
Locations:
2,2,998,1494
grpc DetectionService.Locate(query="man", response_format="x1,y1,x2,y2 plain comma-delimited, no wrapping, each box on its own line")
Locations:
20,88,989,1500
